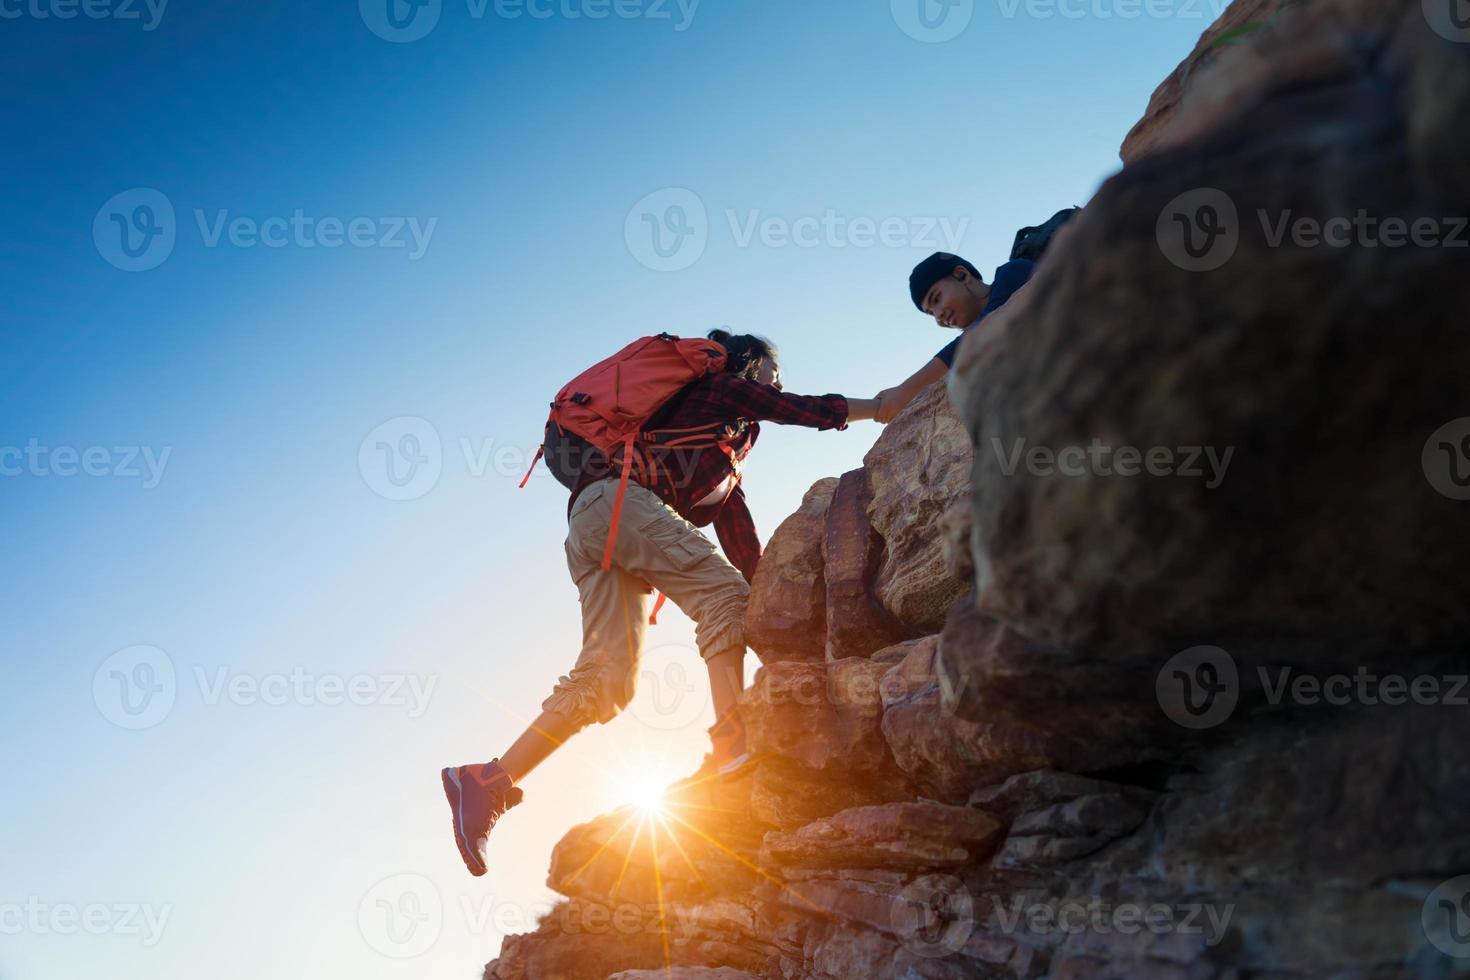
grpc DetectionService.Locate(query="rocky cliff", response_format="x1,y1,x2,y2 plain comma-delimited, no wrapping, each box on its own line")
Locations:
486,0,1470,975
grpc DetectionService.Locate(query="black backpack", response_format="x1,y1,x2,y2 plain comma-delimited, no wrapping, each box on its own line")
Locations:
540,422,594,492
1010,207,1081,263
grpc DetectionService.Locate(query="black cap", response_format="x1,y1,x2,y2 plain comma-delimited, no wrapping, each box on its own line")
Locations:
908,252,981,312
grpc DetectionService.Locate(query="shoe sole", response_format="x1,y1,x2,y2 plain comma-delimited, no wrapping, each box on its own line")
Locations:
441,767,487,877
716,752,754,779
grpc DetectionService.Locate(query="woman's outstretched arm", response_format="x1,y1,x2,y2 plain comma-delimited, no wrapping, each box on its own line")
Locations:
697,374,852,429
844,397,881,422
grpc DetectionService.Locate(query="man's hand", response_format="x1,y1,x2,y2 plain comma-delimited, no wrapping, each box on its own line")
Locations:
874,385,907,424
874,358,948,424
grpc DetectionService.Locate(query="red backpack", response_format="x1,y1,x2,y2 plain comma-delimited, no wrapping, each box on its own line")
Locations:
520,333,731,575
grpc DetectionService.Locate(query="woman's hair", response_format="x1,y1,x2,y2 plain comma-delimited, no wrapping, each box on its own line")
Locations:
708,329,779,382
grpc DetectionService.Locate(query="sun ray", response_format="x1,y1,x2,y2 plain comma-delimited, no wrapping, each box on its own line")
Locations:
625,768,674,818
610,812,649,901
467,685,573,751
560,806,642,888
660,809,829,915
662,799,752,818
648,808,674,978
655,812,705,884
658,752,777,800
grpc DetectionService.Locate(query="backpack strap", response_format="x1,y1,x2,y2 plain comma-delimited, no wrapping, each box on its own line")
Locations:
649,591,668,626
599,421,744,572
600,432,639,571
519,417,564,490
641,420,739,450
518,445,543,488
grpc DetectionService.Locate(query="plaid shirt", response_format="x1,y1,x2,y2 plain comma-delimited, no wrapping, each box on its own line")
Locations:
570,374,849,582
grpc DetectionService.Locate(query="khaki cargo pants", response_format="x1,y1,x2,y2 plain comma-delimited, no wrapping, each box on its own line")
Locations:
542,479,750,731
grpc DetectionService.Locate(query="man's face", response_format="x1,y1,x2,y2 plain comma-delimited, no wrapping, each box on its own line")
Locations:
920,267,986,329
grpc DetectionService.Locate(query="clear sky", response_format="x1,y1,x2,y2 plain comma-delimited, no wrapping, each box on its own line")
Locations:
2,1,1215,977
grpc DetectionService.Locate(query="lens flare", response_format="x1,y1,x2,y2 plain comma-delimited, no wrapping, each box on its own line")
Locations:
625,771,670,818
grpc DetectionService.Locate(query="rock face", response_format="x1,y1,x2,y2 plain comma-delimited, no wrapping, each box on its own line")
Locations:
953,0,1470,660
823,468,916,661
761,802,1004,871
745,478,838,663
1118,0,1278,163
880,628,1090,803
864,380,973,632
487,2,1470,976
742,658,896,775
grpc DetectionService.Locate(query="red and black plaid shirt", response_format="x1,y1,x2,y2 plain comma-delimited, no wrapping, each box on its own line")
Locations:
570,374,849,582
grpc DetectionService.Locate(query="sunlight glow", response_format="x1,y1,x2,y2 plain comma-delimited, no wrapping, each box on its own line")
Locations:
625,770,672,817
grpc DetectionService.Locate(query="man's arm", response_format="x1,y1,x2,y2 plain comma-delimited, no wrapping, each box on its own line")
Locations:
875,357,947,424
876,266,1039,424
713,484,762,583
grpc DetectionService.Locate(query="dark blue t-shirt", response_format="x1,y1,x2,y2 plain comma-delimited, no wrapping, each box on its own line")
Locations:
934,259,1035,368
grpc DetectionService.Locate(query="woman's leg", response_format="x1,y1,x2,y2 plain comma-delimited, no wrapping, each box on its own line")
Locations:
501,482,749,785
609,486,752,745
505,483,650,783
498,709,579,784
705,649,745,723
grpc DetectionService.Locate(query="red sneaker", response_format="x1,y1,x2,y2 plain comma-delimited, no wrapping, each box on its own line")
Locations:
441,760,523,877
709,708,752,778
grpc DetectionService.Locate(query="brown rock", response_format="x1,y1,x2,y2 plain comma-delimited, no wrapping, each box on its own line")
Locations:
969,770,1154,824
823,468,918,660
933,598,1170,775
1402,11,1470,203
762,802,1003,871
874,636,943,704
937,497,974,586
608,970,758,980
745,477,838,663
743,659,896,775
750,756,910,833
801,926,910,980
484,898,669,980
995,793,1154,869
953,0,1470,659
801,923,1011,980
775,873,984,967
547,799,762,907
1121,0,1412,165
863,380,973,632
878,628,1064,800
1118,0,1279,163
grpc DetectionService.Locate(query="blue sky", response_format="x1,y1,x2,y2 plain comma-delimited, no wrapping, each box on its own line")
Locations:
2,1,1214,976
